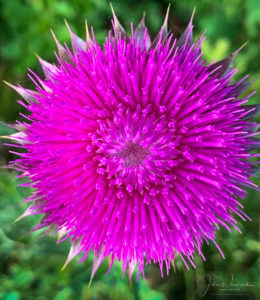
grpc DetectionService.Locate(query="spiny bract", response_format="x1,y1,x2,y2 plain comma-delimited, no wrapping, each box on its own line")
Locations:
4,6,260,281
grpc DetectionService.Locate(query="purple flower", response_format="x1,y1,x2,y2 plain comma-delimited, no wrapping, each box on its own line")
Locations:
4,6,259,281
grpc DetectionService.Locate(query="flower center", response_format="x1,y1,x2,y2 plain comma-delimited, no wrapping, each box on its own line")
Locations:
116,141,150,167
93,106,181,192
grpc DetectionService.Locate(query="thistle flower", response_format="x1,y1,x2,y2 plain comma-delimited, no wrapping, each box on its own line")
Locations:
3,6,259,281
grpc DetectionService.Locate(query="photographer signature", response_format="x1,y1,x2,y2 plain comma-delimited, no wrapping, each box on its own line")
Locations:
197,273,255,297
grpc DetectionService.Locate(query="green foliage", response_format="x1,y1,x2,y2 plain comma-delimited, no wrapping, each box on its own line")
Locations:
0,0,260,299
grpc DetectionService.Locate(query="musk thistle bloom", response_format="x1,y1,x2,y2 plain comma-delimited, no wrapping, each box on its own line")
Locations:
4,6,259,280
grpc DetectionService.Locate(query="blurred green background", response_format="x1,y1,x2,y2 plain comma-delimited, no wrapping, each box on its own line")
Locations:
0,0,260,299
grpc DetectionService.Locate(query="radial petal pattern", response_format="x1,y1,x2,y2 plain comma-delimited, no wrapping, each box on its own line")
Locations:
4,7,259,280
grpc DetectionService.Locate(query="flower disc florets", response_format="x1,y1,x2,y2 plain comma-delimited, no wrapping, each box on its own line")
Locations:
5,7,259,280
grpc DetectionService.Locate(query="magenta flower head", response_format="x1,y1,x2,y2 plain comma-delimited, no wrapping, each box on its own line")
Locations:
4,6,259,281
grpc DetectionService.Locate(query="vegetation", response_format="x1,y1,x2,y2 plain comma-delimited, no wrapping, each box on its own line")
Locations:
0,0,259,299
